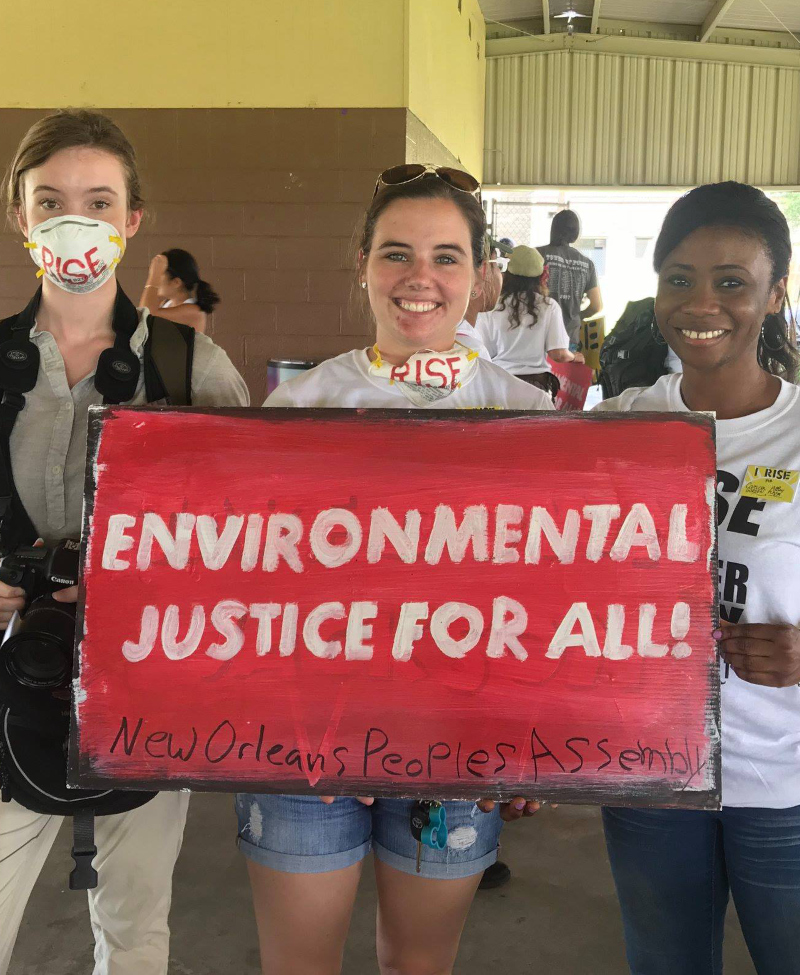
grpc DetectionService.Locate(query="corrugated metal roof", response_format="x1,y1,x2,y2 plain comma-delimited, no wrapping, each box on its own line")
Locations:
724,0,800,31
604,1,716,27
480,0,544,18
479,0,800,32
485,47,800,185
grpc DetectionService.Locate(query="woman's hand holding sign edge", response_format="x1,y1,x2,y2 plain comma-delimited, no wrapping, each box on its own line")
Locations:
716,620,800,687
319,795,375,805
317,796,544,820
477,797,543,822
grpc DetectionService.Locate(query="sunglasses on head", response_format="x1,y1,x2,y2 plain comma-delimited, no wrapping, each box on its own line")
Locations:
373,164,481,200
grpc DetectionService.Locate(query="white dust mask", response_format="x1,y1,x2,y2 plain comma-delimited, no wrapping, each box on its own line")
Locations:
368,341,479,406
24,215,125,294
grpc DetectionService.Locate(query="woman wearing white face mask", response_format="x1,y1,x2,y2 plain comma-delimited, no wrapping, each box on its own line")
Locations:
238,166,552,975
0,109,248,975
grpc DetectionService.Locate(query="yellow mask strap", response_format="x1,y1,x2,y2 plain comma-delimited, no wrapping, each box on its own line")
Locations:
454,340,479,361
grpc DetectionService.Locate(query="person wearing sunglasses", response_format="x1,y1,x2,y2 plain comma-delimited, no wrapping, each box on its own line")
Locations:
236,163,552,975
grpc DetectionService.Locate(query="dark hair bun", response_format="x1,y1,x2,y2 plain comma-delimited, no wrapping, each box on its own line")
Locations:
163,248,219,313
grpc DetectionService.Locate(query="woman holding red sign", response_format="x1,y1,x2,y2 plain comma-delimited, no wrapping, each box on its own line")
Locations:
238,165,551,975
596,182,800,975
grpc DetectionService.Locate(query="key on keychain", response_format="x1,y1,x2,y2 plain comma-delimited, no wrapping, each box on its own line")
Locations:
410,800,448,874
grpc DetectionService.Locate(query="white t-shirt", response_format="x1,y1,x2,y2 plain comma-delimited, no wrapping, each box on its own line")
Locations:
665,346,683,374
264,348,553,411
597,373,800,808
475,295,570,375
455,319,490,359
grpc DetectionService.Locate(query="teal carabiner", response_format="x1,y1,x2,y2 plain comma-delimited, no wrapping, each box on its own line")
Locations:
415,800,448,850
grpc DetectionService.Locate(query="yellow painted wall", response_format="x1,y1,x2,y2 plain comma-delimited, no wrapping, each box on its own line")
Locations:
0,0,406,109
406,0,486,179
1,0,486,177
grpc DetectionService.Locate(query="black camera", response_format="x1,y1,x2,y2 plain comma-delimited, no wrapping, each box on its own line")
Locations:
0,540,80,693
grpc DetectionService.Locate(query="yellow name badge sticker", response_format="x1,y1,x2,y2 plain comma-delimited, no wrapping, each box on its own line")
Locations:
741,465,799,503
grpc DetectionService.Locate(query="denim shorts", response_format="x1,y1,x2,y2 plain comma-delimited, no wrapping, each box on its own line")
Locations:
235,793,502,879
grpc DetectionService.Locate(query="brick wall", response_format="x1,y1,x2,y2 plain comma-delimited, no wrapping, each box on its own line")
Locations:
0,107,458,403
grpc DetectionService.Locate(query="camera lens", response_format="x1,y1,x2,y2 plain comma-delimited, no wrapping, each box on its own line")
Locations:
7,634,71,687
3,598,75,690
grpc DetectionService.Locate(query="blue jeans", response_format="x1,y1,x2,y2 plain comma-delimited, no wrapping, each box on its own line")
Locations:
235,794,502,879
602,806,800,975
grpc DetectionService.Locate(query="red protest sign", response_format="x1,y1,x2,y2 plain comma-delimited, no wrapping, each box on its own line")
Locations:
71,408,720,808
548,358,595,411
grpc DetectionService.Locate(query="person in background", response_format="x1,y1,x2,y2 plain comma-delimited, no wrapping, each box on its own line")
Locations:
466,236,510,898
597,296,681,400
239,164,551,975
460,236,507,358
596,181,800,975
139,248,219,333
538,209,603,348
476,245,584,401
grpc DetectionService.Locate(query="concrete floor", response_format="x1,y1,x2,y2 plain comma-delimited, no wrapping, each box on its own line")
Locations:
11,795,755,974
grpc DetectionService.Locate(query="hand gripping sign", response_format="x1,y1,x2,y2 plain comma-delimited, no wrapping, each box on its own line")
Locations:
71,408,720,808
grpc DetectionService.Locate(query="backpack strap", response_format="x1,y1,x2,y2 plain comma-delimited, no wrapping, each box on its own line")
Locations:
143,317,195,406
0,312,39,553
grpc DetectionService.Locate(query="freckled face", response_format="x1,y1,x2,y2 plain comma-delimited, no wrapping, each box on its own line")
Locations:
364,197,480,354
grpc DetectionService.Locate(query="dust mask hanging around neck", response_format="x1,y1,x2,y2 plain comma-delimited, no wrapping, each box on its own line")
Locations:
24,215,125,295
368,341,480,406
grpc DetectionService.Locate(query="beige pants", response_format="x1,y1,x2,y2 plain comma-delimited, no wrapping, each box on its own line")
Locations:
0,792,189,975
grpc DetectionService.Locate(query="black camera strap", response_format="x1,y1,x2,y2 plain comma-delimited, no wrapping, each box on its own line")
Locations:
0,286,195,553
0,287,195,889
0,290,42,553
0,406,37,553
